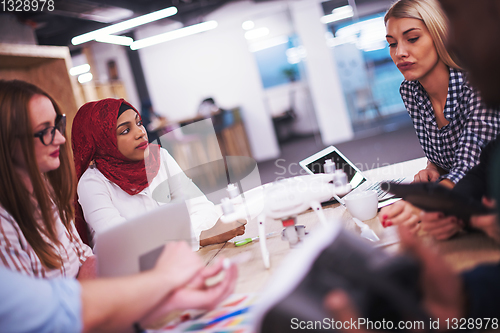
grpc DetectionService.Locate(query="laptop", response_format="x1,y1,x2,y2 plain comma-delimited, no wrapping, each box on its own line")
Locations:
299,146,408,208
94,201,195,277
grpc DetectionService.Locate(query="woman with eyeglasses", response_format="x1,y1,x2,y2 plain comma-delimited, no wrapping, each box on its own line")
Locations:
72,98,245,247
0,80,94,279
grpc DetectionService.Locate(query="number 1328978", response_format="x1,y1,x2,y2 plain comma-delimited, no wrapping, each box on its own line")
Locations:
2,0,54,12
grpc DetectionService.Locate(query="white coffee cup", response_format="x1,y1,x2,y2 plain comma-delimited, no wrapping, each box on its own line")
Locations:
344,190,378,221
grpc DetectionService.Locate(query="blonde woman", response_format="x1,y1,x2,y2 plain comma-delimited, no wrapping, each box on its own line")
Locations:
380,0,500,236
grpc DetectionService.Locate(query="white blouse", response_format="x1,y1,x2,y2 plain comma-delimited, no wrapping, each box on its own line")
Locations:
77,149,220,247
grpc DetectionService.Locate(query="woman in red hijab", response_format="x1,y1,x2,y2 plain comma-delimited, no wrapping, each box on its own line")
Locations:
72,98,244,247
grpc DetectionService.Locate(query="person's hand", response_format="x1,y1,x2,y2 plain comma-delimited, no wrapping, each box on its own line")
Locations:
420,211,464,240
153,241,205,289
413,167,440,183
325,225,465,331
165,258,237,311
379,200,421,233
470,197,500,243
77,255,97,280
140,258,238,327
200,219,246,246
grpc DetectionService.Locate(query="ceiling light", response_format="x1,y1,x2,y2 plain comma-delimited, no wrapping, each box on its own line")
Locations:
71,6,178,45
242,20,255,30
69,64,90,76
78,73,93,83
244,27,270,40
320,5,354,24
130,21,218,50
95,35,134,46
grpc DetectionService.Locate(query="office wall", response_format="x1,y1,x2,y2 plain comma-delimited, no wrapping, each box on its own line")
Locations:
133,0,353,161
135,1,285,161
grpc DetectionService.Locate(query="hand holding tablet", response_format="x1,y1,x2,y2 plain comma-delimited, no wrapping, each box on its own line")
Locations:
381,182,495,221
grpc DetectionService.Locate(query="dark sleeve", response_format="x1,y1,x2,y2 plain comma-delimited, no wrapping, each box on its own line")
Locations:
453,163,487,201
453,136,500,201
462,263,500,319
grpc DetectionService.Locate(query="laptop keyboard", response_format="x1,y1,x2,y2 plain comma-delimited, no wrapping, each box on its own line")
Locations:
366,177,406,200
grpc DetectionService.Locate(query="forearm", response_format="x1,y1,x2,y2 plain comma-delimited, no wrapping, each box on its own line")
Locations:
200,219,246,246
439,178,455,189
80,271,175,333
426,161,439,171
427,161,450,177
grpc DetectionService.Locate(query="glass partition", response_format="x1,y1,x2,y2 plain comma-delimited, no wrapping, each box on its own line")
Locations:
323,3,408,130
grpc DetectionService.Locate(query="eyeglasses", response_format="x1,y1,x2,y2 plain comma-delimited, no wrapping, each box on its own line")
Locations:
33,114,66,146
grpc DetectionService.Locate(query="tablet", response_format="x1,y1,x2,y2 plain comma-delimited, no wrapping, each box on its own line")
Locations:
380,182,495,219
299,146,368,204
299,145,406,208
94,201,194,277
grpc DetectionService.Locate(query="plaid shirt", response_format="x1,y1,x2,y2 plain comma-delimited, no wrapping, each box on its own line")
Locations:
400,68,500,184
0,206,92,279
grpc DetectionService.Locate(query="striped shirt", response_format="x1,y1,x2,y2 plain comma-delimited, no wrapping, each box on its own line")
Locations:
0,206,92,279
400,68,500,184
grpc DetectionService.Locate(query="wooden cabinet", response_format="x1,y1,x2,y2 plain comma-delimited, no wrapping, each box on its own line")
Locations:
0,43,81,139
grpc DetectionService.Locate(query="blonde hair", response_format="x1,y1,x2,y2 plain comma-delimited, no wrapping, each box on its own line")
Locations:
0,80,76,270
385,0,461,69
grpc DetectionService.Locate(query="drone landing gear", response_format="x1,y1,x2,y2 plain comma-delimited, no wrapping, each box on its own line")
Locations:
280,217,307,248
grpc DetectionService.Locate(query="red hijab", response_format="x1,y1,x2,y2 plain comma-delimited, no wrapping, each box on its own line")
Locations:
72,98,160,244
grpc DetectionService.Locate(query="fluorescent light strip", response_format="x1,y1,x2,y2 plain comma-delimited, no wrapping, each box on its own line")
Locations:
241,20,255,30
72,6,178,45
78,73,93,83
69,64,90,76
320,5,354,24
95,35,134,46
130,20,218,50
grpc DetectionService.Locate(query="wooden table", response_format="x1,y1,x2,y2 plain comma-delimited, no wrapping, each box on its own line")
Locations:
197,157,500,294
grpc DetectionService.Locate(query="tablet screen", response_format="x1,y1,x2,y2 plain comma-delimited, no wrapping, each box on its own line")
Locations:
305,150,366,190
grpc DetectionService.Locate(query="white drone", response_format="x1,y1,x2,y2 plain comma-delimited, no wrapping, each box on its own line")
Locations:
220,159,351,269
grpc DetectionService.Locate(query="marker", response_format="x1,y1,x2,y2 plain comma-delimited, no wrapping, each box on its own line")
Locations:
233,232,276,246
